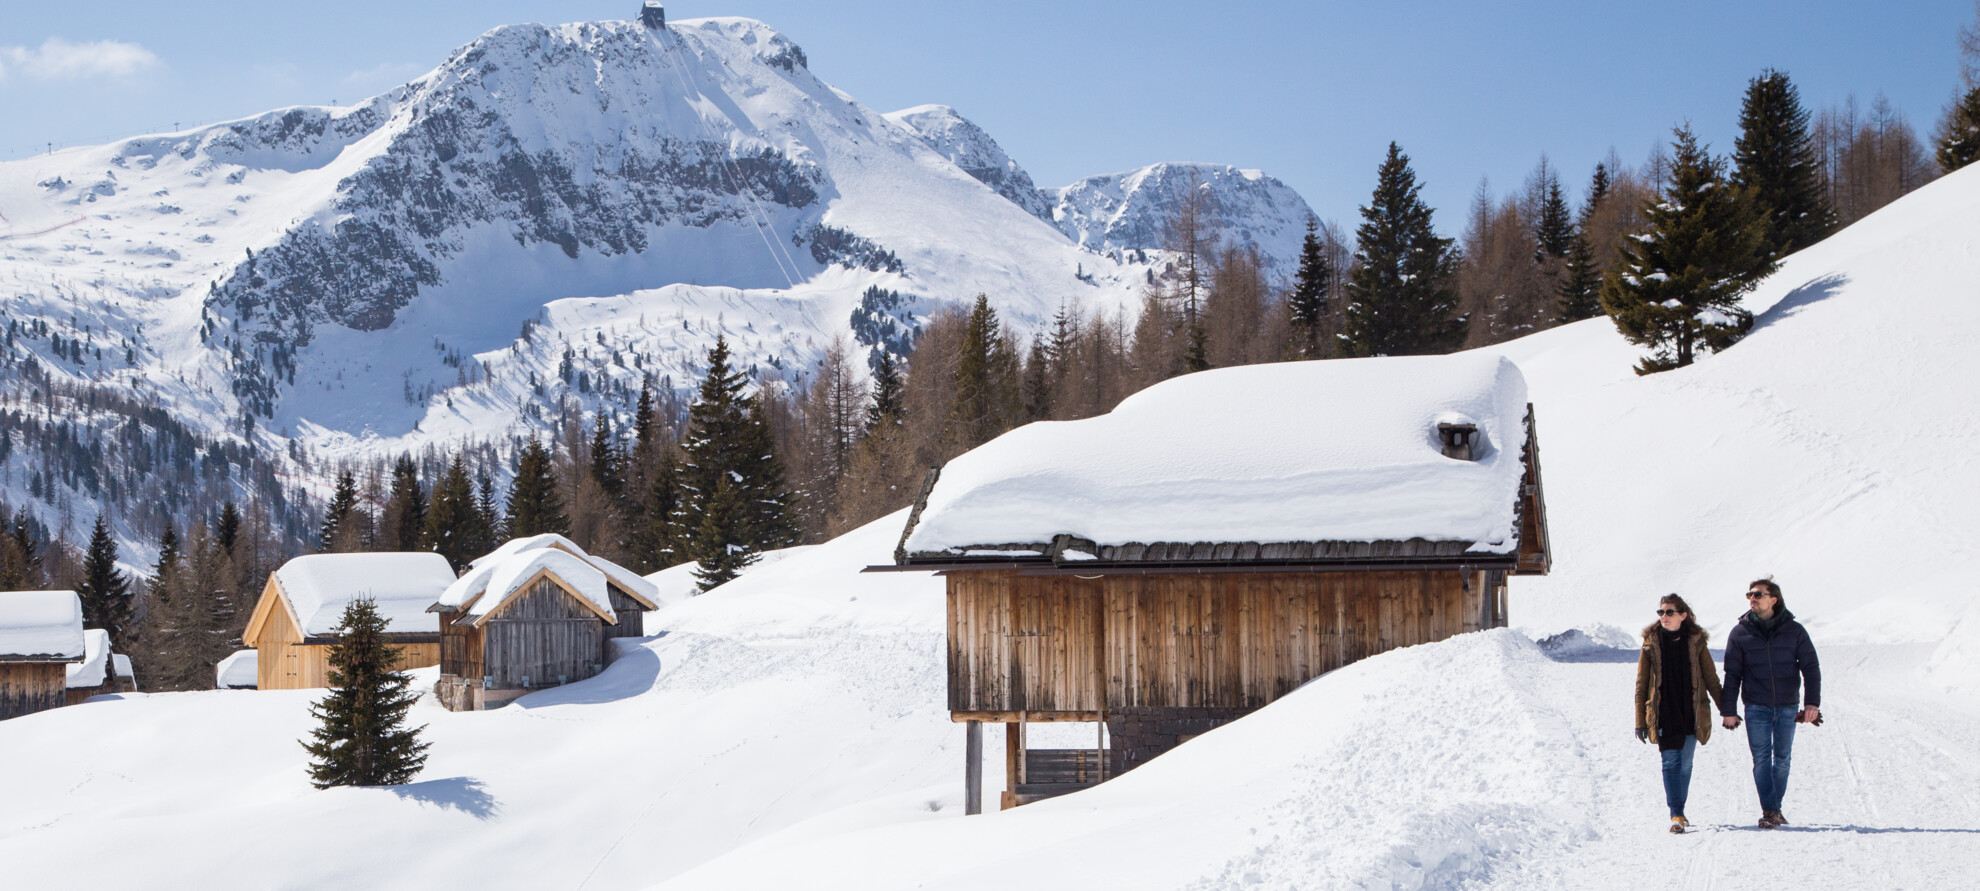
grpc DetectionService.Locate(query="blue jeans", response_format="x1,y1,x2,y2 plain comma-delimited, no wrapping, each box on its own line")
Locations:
1745,704,1799,812
1660,734,1698,817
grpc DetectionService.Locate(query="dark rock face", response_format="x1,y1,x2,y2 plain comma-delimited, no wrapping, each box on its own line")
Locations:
202,22,829,417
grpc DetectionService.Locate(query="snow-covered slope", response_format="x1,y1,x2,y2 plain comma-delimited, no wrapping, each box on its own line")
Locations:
1050,161,1316,282
882,104,1056,222
0,14,1320,547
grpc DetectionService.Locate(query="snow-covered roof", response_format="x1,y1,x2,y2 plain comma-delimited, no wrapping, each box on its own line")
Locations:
0,590,86,660
215,650,257,688
463,548,614,624
270,552,459,637
470,533,659,607
899,353,1534,560
112,653,133,680
65,629,112,688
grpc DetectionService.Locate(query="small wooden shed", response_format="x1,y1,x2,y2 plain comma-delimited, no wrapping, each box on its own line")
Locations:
874,354,1552,811
242,552,458,689
1,590,86,720
430,536,660,711
65,628,122,705
214,649,258,689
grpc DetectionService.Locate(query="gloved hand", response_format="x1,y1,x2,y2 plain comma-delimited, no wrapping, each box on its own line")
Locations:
1635,727,1648,743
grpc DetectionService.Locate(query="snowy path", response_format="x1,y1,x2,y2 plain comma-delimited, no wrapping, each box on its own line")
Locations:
1529,644,1980,889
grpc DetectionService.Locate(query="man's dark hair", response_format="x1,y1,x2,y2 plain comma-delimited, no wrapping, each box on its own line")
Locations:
1659,592,1704,637
1748,577,1785,609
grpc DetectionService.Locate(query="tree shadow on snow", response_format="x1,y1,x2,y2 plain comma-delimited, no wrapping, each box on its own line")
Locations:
511,645,662,708
1749,273,1850,334
387,776,501,820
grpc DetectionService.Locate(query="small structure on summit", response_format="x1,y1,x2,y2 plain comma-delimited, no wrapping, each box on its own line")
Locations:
65,628,134,704
640,2,666,29
874,353,1552,812
430,535,661,711
242,553,458,690
0,590,86,720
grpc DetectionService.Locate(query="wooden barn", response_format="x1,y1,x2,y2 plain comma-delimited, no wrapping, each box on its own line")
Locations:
241,552,458,689
1,590,86,721
873,354,1551,811
430,535,660,711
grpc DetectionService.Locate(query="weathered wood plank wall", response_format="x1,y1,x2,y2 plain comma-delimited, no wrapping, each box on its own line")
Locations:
481,577,607,689
948,569,1472,713
0,662,68,720
605,587,646,639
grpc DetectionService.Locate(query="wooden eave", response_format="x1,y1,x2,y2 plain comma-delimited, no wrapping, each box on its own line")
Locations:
463,567,617,628
1512,403,1553,576
0,653,85,664
241,575,302,646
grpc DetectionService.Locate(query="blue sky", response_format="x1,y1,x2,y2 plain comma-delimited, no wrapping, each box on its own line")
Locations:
2,0,1972,227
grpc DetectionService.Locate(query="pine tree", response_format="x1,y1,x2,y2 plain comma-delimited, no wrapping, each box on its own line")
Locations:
505,438,568,538
301,597,429,788
423,455,485,570
676,336,797,590
78,514,133,650
1021,335,1052,421
589,416,623,503
215,501,241,556
319,469,361,552
948,295,1018,449
475,471,503,549
1601,126,1776,374
1733,69,1837,258
1557,232,1604,321
382,455,426,552
1533,169,1575,259
1342,142,1466,357
1286,218,1332,359
1587,162,1612,211
642,448,684,569
1938,85,1980,172
864,349,904,434
153,522,181,590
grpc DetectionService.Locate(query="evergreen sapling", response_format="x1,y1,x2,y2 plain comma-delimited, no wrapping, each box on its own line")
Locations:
302,596,429,788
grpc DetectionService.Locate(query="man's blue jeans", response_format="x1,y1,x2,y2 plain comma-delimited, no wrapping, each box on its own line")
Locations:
1660,734,1698,817
1744,704,1799,812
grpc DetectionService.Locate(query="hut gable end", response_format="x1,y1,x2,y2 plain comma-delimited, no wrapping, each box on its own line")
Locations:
475,570,613,626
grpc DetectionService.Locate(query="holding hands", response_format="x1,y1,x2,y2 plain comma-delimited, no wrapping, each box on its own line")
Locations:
1722,715,1742,730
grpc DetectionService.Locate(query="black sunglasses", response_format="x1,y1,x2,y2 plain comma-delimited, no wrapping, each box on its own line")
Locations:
1746,591,1772,599
1656,608,1681,616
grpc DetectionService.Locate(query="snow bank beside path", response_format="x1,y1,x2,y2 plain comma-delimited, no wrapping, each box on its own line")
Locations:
658,630,1595,891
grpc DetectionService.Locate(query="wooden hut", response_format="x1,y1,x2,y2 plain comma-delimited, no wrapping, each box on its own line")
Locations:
1,590,86,720
241,552,458,689
430,536,661,711
65,628,121,705
214,649,257,689
872,354,1552,811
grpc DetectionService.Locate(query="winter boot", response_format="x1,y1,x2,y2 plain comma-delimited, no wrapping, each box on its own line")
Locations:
1765,810,1787,826
1758,812,1780,829
1669,817,1686,834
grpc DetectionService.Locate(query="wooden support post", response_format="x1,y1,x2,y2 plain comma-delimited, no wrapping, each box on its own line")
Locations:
1003,721,1020,810
964,719,983,815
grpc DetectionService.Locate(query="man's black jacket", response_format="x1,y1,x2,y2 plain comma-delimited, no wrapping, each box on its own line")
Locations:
1722,607,1821,712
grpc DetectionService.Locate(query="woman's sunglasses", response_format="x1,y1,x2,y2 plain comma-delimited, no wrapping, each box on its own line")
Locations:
1656,608,1682,616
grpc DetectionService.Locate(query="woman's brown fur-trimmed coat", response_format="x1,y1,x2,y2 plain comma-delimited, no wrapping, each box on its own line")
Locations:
1634,624,1727,746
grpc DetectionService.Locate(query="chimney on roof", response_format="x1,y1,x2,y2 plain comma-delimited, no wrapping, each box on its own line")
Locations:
1437,421,1480,461
640,2,666,29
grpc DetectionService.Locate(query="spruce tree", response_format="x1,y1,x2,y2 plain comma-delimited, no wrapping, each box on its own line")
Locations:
319,470,361,552
215,501,241,556
1557,232,1604,321
1733,69,1837,258
1533,170,1575,260
950,295,1006,449
1601,126,1775,374
383,455,426,552
1021,335,1052,421
643,449,684,569
153,523,182,590
1938,85,1980,172
505,438,568,537
864,350,904,434
423,455,485,570
589,416,623,503
1342,142,1466,357
475,472,503,547
78,514,133,650
676,336,796,590
302,597,429,788
1286,217,1332,359
1587,162,1612,211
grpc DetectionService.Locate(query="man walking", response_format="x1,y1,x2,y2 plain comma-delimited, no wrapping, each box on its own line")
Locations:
1720,578,1821,829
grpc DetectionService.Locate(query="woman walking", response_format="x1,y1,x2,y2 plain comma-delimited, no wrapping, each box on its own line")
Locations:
1634,593,1726,834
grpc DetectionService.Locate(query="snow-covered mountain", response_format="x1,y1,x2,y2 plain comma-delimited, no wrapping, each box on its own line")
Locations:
4,145,1979,890
0,15,1316,520
1050,161,1317,281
